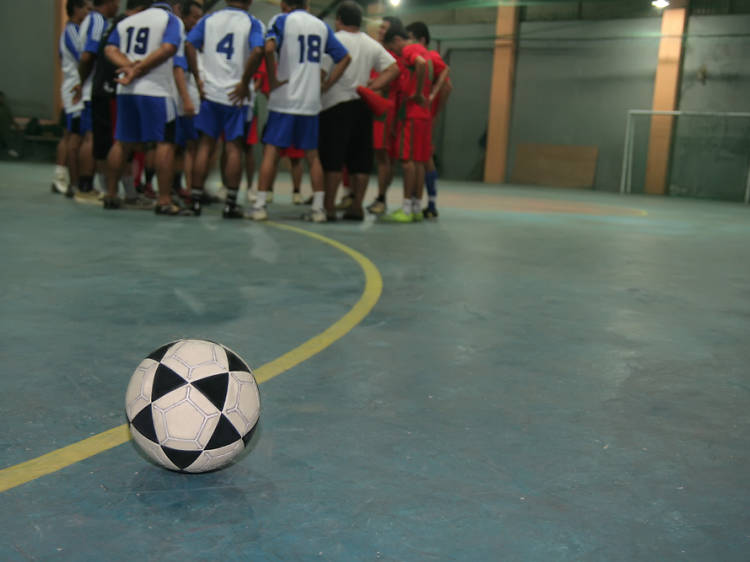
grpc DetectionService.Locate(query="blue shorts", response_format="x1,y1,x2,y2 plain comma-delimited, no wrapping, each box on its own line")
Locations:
115,95,176,144
176,115,198,147
80,102,93,135
262,111,319,151
65,110,83,135
195,100,246,141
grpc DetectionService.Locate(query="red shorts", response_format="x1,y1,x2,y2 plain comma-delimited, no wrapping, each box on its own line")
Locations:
394,118,432,163
246,116,259,145
373,108,395,152
281,146,305,159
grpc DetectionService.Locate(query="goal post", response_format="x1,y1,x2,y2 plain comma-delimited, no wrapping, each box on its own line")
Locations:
620,109,750,204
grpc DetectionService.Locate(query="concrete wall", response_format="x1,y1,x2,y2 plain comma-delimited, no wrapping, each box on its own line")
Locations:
669,14,750,201
508,18,661,192
0,1,58,119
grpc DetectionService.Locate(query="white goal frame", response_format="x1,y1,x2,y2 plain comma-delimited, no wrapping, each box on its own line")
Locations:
619,109,750,204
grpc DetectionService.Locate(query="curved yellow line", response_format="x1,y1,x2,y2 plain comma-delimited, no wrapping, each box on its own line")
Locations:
0,223,383,493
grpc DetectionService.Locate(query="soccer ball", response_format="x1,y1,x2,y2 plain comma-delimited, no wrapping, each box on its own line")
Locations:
125,339,260,473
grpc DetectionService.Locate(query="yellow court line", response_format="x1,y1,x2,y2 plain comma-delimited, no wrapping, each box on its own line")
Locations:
0,222,383,494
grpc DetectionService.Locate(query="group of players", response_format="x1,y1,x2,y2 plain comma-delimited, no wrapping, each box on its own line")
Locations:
54,0,451,223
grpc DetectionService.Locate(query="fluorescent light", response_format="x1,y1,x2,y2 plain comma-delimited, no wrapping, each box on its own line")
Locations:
389,0,401,6
652,0,670,8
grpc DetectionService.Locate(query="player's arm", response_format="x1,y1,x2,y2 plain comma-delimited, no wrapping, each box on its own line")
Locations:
321,54,351,93
76,52,96,99
264,38,286,92
320,26,351,94
368,62,399,92
104,44,134,69
410,56,427,105
229,20,265,105
116,43,178,85
184,43,204,99
173,66,195,117
435,78,452,117
429,65,450,105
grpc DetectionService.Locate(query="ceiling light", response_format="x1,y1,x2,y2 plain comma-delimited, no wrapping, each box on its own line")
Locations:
652,0,670,8
389,0,402,6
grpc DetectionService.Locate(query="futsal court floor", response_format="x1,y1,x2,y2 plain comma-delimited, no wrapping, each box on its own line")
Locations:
1,161,749,560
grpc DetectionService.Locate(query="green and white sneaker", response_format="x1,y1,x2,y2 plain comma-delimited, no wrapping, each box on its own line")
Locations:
248,206,268,221
380,208,413,223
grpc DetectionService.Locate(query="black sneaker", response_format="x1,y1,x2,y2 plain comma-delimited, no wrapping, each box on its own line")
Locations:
155,203,196,216
423,206,439,219
102,195,122,210
222,205,244,219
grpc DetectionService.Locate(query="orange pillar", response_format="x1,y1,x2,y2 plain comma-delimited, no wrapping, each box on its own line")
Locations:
53,0,66,119
644,7,687,195
483,5,519,184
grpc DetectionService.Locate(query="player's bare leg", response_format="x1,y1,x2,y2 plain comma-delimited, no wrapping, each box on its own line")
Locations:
155,141,176,207
190,134,217,215
221,139,245,219
52,135,69,194
367,148,390,214
290,157,303,204
423,155,439,218
66,133,83,197
302,149,327,223
345,173,369,220
250,143,281,221
324,170,342,218
382,158,415,223
412,161,426,220
105,140,130,207
78,131,96,197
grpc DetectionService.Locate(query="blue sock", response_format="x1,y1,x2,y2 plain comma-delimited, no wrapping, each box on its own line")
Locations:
425,170,438,206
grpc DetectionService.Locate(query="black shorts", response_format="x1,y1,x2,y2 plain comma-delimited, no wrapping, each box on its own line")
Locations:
319,99,373,175
92,96,115,160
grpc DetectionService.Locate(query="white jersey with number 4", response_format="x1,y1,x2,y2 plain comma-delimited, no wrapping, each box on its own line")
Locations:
266,9,348,116
107,5,182,98
186,7,265,107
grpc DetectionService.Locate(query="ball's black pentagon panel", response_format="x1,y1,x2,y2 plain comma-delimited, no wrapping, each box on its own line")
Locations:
146,342,175,363
205,414,242,450
226,348,251,373
161,446,202,471
151,363,188,402
131,406,159,443
193,372,229,411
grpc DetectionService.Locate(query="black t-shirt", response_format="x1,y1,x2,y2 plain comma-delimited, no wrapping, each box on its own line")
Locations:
92,15,127,99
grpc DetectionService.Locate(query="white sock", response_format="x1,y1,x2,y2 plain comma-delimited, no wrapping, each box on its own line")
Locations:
254,190,268,209
412,197,422,213
121,174,137,199
54,165,67,182
312,191,325,212
402,199,412,214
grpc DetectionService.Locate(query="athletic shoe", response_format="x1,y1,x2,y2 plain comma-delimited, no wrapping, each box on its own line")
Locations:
51,180,72,196
336,194,353,211
102,195,122,210
74,190,101,204
267,193,274,204
223,205,245,219
155,203,196,216
122,196,155,211
379,209,413,223
366,200,387,215
247,189,258,204
247,206,268,221
423,206,439,220
411,211,424,223
292,192,303,205
303,196,313,205
301,209,327,223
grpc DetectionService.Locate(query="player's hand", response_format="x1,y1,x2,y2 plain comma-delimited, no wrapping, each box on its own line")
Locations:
229,82,250,106
410,93,427,107
116,64,141,86
268,74,288,92
71,84,82,105
197,79,206,100
183,99,196,117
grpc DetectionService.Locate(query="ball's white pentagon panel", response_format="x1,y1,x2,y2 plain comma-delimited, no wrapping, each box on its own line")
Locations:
185,440,245,473
161,339,229,382
125,359,158,420
131,425,179,471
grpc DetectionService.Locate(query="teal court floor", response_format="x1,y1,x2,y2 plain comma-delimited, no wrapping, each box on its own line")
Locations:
1,161,749,560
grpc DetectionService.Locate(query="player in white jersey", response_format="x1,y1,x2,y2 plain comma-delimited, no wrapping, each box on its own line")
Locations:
248,0,351,223
75,0,120,199
55,0,89,196
104,1,192,216
319,1,399,221
185,0,264,218
172,1,203,203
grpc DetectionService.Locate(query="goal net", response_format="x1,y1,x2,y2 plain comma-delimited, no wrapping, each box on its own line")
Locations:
620,110,750,203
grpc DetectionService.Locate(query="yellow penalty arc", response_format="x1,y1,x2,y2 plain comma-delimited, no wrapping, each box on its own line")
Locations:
0,222,383,494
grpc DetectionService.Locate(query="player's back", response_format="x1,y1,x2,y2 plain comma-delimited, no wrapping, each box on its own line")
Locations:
268,10,335,115
59,22,83,111
400,42,433,120
187,8,263,106
111,6,182,98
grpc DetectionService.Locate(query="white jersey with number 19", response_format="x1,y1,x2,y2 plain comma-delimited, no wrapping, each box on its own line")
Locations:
107,5,182,98
186,7,264,107
266,9,348,116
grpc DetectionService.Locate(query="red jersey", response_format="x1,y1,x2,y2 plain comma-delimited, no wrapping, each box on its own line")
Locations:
370,48,402,103
399,43,444,120
255,59,271,97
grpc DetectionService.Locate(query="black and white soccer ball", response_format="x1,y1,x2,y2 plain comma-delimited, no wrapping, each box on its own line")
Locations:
125,339,260,473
